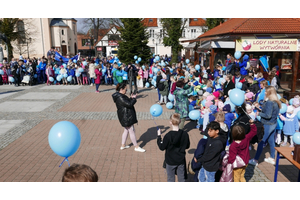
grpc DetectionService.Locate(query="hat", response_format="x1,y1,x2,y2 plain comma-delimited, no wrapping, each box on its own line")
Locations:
209,105,217,113
223,104,231,112
206,95,215,102
245,92,254,99
206,87,212,93
203,92,210,98
280,98,288,104
287,105,294,113
179,76,185,80
213,91,220,99
293,98,300,106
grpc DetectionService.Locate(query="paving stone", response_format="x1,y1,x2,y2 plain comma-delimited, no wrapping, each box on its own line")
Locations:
0,101,56,112
40,85,82,90
14,92,70,100
0,92,18,99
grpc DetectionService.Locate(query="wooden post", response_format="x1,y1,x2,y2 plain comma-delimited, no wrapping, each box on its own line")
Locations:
209,48,215,72
291,51,300,92
194,51,199,65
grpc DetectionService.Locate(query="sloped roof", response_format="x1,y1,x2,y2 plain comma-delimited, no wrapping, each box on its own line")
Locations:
50,18,68,27
189,18,206,26
198,18,300,39
62,18,77,21
142,18,158,27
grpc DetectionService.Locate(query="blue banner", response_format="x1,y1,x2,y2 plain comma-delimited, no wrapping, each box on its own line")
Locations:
55,52,79,64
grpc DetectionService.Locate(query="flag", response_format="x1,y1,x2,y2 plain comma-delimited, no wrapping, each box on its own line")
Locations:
55,52,80,64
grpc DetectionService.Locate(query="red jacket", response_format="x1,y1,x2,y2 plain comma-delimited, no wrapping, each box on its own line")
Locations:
228,124,257,165
94,68,102,84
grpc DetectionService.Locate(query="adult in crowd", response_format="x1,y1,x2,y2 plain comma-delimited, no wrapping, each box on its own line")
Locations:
125,63,138,95
112,82,145,153
223,74,235,99
38,58,47,83
173,79,194,129
249,86,280,166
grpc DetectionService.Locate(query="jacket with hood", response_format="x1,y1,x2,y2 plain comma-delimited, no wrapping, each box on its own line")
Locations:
112,92,137,127
228,124,257,165
158,79,169,96
237,55,249,76
157,129,190,165
248,80,260,94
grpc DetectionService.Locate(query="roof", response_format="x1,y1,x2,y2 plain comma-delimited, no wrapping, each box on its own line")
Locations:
142,18,158,27
50,18,68,27
189,18,206,26
62,18,77,21
198,18,300,39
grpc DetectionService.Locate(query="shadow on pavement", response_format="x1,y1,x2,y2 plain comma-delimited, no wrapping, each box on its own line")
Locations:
135,125,170,148
183,120,197,133
0,90,23,94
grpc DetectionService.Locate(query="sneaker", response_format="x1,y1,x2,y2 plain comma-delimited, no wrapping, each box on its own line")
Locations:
248,159,258,166
134,146,146,153
90,83,93,86
281,142,287,147
120,145,130,150
289,144,294,148
95,91,99,93
264,157,275,165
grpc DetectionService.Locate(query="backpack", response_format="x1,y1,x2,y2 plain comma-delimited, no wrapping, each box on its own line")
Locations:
157,82,165,91
250,120,264,144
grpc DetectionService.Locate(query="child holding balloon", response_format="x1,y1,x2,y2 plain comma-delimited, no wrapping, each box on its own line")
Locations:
279,106,299,147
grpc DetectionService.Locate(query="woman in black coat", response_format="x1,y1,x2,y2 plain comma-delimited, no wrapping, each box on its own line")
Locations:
112,82,146,153
223,74,235,99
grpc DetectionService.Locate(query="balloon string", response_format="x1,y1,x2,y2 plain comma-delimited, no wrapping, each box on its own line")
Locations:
59,157,69,167
152,116,159,130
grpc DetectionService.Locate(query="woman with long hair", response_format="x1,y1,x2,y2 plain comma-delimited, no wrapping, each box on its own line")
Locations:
249,86,281,166
112,82,146,152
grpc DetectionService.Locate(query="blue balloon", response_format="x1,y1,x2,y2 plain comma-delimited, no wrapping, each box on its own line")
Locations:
49,77,54,82
153,68,158,74
189,110,200,120
142,65,145,70
293,132,300,145
63,63,67,68
155,56,160,61
73,59,77,63
234,51,242,59
67,76,72,82
170,68,173,73
115,57,118,60
34,74,37,78
149,74,153,78
166,102,173,109
48,121,81,158
195,65,200,71
297,111,300,120
153,54,155,57
78,68,84,73
9,77,14,82
138,57,142,62
123,73,128,80
145,82,150,88
150,104,163,117
75,73,80,77
83,61,87,66
289,98,294,105
63,74,68,78
186,59,190,64
236,82,242,89
0,70,4,75
219,78,225,84
280,103,287,114
135,61,139,64
168,93,175,101
201,99,206,107
229,88,245,106
134,55,138,60
257,116,261,121
277,94,281,100
189,105,194,111
56,76,62,81
153,76,157,81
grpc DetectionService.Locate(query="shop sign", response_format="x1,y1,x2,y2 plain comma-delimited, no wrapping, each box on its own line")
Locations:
108,40,119,46
97,47,102,51
236,38,298,52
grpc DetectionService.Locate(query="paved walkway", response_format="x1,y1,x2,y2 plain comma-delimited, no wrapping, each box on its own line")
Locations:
0,84,298,182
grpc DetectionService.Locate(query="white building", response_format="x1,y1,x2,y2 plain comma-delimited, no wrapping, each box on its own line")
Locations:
0,18,78,59
141,18,207,56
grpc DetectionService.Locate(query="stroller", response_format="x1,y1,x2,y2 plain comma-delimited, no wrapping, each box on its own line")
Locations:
21,66,34,86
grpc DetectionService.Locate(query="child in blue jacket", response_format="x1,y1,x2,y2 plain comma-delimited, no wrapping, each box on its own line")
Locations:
279,106,299,147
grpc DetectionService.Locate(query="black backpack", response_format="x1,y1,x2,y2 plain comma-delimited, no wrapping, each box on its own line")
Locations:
157,82,165,91
250,120,264,144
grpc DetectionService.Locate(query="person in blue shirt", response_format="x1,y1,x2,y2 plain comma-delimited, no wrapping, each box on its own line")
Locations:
237,54,249,77
38,58,47,83
70,65,76,85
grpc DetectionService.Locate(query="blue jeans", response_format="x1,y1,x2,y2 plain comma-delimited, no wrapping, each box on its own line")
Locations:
198,167,216,182
255,123,277,160
157,88,161,101
95,84,100,91
40,70,46,83
90,78,94,84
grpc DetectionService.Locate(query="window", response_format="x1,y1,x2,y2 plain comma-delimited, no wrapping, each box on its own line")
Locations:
149,29,155,38
194,18,198,21
149,19,153,22
17,20,26,44
62,30,64,35
191,29,196,38
62,40,66,44
82,39,90,46
182,29,185,38
160,29,164,38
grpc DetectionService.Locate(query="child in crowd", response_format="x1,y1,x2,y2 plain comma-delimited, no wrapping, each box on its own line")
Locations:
60,66,68,85
227,119,257,182
1,65,8,84
46,65,53,86
188,96,197,109
192,134,208,182
62,163,98,182
209,105,218,122
106,65,112,85
245,92,254,104
81,66,88,85
159,78,169,105
279,106,299,147
75,66,82,85
70,65,76,85
246,103,256,120
157,113,190,182
195,121,224,182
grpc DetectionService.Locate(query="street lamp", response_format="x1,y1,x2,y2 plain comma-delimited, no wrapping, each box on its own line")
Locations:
152,36,161,55
27,37,32,59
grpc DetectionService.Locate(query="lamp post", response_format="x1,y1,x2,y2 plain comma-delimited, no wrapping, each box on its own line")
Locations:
27,37,32,59
152,36,161,55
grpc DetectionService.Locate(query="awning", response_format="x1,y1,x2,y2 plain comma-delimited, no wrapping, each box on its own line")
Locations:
211,41,235,48
185,42,196,49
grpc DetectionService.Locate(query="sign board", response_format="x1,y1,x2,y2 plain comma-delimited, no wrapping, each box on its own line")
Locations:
97,47,102,51
108,40,119,46
236,38,298,52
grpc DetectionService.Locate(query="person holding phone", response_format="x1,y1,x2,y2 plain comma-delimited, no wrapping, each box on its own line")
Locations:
112,82,145,152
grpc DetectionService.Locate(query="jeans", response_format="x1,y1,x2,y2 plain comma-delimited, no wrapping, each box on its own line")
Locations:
198,167,216,182
104,75,108,84
113,77,117,85
37,74,41,84
254,123,277,160
157,88,161,101
166,164,185,182
40,70,46,83
95,84,100,91
129,78,137,95
90,78,94,84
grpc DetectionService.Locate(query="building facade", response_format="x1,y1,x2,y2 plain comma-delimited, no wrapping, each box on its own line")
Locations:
0,18,77,59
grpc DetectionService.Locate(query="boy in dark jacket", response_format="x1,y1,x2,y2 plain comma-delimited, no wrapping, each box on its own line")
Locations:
192,135,207,182
246,76,260,94
157,113,190,182
196,121,224,182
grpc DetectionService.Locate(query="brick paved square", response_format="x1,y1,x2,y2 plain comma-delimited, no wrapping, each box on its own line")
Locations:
0,85,36,90
0,101,55,112
14,92,70,100
40,85,82,90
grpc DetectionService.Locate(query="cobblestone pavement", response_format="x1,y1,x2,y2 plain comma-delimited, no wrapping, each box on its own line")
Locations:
0,83,297,182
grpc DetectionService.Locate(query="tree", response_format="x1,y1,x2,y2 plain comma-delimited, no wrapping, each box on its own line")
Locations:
118,18,151,65
205,18,225,30
160,18,188,64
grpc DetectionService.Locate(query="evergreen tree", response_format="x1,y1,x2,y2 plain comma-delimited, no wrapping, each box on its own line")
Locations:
0,18,20,61
205,18,225,30
118,18,151,65
160,18,187,64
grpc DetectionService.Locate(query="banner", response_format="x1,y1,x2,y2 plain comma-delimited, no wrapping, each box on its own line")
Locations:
55,52,79,64
236,38,298,52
